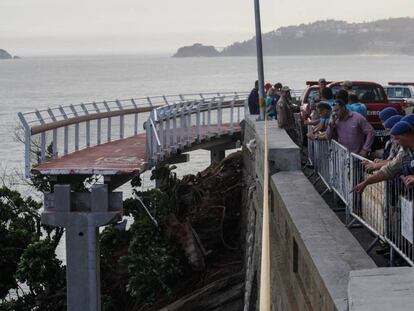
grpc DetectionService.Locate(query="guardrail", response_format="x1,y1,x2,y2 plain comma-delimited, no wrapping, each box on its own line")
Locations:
144,93,249,165
18,88,304,178
307,137,414,266
17,92,248,177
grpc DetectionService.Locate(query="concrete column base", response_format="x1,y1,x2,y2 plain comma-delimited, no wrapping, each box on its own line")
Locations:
41,184,123,311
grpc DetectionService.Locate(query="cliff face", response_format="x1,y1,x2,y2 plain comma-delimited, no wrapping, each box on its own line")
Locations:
221,18,414,56
0,49,12,59
175,18,414,57
173,43,220,57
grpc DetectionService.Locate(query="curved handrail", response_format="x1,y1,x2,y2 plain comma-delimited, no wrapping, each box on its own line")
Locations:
18,89,303,177
145,94,248,166
18,92,249,177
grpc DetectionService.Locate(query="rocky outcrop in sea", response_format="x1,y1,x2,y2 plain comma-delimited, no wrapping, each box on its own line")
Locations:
0,49,13,59
173,43,220,58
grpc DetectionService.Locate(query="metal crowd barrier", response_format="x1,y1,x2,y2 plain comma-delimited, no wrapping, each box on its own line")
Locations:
313,139,332,195
350,154,386,240
306,125,315,167
330,140,351,205
385,177,414,265
306,137,414,266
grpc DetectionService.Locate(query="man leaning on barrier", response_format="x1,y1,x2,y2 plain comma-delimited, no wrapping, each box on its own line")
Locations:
363,115,402,172
353,120,414,193
306,102,332,140
325,99,375,157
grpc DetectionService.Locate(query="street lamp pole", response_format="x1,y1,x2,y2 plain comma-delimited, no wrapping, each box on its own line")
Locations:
254,0,265,121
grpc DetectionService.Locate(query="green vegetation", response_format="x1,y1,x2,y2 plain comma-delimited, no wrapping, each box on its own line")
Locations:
0,152,243,310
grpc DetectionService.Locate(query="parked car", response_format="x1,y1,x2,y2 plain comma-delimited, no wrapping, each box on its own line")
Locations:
383,83,414,110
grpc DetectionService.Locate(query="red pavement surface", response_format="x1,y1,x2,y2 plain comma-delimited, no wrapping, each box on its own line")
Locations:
33,124,240,176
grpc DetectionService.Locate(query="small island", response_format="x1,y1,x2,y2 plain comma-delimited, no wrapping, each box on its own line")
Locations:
0,49,13,60
173,43,220,58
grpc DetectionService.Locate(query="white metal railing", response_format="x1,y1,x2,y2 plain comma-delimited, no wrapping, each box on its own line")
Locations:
308,137,414,266
144,93,249,166
18,92,248,177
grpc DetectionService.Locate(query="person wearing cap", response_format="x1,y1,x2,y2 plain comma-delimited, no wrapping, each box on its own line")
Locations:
378,106,401,157
379,107,399,123
276,86,296,132
264,83,273,93
248,80,260,115
341,80,353,92
305,87,335,126
326,99,375,156
274,82,283,96
353,120,414,192
402,114,414,126
306,102,332,140
363,115,402,172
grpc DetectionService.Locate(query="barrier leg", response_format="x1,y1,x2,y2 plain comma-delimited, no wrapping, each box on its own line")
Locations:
312,176,321,185
390,247,395,267
347,217,358,229
366,236,380,253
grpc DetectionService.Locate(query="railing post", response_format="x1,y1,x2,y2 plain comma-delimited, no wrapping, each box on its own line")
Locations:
165,106,171,153
144,96,152,108
158,108,164,157
34,110,47,162
149,111,156,161
18,112,32,178
131,99,139,136
161,96,168,106
103,101,112,142
145,119,152,166
196,100,202,143
47,108,59,158
172,105,178,151
180,103,185,147
187,101,193,146
207,97,214,140
229,96,236,134
81,103,91,148
217,96,223,138
116,100,124,139
69,105,80,151
58,106,69,155
92,102,102,145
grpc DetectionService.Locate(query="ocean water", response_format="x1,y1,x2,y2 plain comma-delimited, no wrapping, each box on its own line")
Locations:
1,54,414,266
1,54,414,194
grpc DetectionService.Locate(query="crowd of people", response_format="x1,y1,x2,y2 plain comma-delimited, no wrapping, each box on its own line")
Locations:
247,78,414,190
247,80,298,137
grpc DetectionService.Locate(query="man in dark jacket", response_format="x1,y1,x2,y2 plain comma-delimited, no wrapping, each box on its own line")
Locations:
248,80,260,115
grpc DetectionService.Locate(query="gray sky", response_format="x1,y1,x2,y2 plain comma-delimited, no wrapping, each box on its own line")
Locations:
1,0,413,55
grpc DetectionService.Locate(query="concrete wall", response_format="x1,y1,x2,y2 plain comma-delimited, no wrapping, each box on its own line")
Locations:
269,172,376,310
242,115,377,311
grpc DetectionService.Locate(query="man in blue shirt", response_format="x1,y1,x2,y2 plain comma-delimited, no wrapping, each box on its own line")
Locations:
347,93,367,117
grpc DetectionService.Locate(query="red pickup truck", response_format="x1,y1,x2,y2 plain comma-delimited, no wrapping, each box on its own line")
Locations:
300,80,405,135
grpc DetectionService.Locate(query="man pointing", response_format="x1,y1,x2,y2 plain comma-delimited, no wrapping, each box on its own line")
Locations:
353,119,414,192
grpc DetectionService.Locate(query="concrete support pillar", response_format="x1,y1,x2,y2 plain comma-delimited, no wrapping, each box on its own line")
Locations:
210,148,226,164
41,184,122,311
